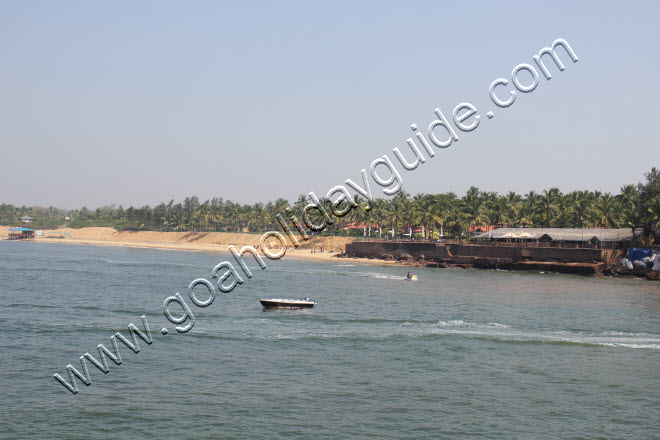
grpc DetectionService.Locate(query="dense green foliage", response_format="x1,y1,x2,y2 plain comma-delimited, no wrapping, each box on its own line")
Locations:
0,205,66,230
1,169,658,239
356,168,659,238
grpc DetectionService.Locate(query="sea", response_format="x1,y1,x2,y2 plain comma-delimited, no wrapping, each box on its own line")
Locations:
1,240,659,439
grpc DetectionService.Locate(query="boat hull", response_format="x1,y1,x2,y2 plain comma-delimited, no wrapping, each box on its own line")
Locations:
259,299,316,309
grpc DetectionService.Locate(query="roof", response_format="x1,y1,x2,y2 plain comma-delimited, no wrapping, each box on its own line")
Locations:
20,215,34,220
467,224,500,232
343,222,378,229
474,228,639,242
8,227,35,231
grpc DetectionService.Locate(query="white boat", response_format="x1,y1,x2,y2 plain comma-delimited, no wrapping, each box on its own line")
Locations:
259,298,316,309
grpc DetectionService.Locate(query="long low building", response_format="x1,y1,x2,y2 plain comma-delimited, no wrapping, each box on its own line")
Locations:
473,228,639,245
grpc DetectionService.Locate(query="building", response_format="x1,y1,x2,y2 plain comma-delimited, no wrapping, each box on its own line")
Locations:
473,228,639,247
8,227,35,240
343,222,378,230
20,215,34,223
467,224,503,233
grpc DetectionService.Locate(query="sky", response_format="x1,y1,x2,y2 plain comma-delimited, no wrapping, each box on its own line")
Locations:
1,0,658,209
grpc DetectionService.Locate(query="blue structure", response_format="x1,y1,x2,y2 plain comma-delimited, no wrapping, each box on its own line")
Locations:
627,247,652,262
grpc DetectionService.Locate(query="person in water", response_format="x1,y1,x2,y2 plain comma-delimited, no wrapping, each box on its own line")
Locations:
407,271,412,279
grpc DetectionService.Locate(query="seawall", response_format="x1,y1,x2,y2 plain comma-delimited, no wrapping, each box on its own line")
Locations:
344,241,625,275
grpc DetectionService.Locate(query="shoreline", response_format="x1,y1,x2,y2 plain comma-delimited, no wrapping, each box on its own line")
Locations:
0,225,389,266
27,237,399,266
3,226,657,279
22,239,659,279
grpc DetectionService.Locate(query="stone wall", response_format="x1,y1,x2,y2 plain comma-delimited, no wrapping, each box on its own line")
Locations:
448,244,523,260
345,241,452,259
525,247,603,263
345,241,608,264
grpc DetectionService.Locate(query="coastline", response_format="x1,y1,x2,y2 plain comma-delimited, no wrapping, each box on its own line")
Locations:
0,225,392,266
3,226,656,278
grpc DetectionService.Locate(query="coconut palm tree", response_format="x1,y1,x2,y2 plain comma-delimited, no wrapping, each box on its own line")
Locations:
538,188,561,227
460,187,487,232
594,193,618,228
569,191,591,228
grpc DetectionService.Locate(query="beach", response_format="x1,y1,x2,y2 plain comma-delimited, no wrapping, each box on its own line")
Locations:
0,226,396,265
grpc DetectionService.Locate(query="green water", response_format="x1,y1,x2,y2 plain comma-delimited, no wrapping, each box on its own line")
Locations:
1,241,658,439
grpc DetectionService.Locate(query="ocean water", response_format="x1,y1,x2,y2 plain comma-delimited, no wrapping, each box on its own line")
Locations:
1,240,659,439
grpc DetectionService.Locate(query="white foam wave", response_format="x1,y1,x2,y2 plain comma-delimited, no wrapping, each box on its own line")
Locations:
432,320,510,328
199,320,660,350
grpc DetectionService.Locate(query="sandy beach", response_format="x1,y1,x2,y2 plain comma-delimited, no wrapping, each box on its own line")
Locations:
0,226,395,266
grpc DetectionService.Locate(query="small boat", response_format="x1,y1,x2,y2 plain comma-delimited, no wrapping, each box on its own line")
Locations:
406,275,418,281
259,298,316,309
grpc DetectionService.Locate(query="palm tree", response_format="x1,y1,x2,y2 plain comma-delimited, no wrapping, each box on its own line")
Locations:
618,184,638,210
538,188,560,227
460,187,487,232
594,193,618,228
294,194,307,211
484,191,508,227
569,191,591,228
644,194,660,228
504,192,522,227
430,193,454,237
553,196,572,228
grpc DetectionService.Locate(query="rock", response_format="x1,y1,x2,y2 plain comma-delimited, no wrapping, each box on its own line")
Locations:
398,253,414,262
646,271,660,281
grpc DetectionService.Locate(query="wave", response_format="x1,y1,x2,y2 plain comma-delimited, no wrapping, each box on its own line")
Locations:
416,319,510,328
270,267,404,280
103,259,198,268
17,309,658,351
184,319,660,350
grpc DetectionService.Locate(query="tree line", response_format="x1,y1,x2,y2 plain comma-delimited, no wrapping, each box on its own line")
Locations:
1,168,658,239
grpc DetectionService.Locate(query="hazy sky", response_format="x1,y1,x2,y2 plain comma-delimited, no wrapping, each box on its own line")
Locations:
1,1,658,209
